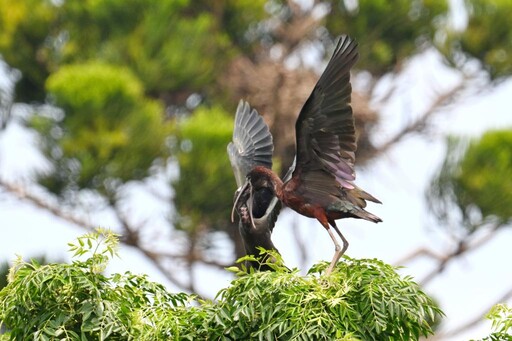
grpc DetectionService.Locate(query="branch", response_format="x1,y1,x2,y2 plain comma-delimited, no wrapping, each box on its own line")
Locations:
374,79,467,157
418,224,501,286
274,0,324,53
0,178,221,295
394,246,448,265
111,203,142,248
0,178,96,232
397,222,503,287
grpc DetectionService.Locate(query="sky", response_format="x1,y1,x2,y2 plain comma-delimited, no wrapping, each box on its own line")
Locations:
1,44,512,341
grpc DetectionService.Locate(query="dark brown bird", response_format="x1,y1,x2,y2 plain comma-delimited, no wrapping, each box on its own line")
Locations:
232,36,382,275
228,100,290,270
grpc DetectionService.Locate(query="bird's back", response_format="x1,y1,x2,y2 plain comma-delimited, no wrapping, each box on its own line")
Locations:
283,35,381,224
284,168,381,223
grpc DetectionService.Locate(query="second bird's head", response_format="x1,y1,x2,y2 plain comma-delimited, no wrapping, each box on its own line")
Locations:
245,166,278,192
231,166,279,224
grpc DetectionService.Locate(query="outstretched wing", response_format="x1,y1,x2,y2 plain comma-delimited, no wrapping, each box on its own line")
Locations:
228,100,274,188
293,35,359,194
228,100,283,257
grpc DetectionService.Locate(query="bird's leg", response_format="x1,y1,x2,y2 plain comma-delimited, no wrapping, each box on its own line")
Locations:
325,227,341,276
316,214,344,275
332,223,349,257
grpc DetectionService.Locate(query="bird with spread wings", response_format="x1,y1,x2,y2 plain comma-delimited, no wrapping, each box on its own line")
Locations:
229,36,381,275
228,100,287,270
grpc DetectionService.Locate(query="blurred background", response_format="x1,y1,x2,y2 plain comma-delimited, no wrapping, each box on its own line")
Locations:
0,0,511,339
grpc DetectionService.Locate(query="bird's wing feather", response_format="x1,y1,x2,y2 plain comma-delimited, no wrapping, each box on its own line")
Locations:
228,100,274,187
293,35,359,193
229,100,284,231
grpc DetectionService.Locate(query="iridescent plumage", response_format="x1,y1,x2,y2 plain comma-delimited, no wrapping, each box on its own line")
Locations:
231,36,382,275
228,100,283,270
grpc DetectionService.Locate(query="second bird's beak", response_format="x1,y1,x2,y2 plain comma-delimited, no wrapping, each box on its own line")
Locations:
231,180,251,223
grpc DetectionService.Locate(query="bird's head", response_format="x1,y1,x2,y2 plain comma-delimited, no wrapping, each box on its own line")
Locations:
230,166,279,227
246,166,277,191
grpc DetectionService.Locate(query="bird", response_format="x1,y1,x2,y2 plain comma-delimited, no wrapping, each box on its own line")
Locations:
228,100,286,270
231,35,382,275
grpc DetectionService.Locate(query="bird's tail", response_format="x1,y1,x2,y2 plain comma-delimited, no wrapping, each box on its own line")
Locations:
356,208,382,223
356,188,382,204
344,186,382,223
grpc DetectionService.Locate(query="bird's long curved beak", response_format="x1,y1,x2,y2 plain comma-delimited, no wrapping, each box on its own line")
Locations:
231,180,251,223
247,182,256,230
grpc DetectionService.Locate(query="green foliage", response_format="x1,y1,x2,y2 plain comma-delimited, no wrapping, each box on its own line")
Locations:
427,130,512,233
327,0,449,75
0,256,57,292
55,0,264,95
46,62,143,116
215,254,442,341
0,0,261,102
203,0,267,50
456,130,512,222
0,229,192,340
0,263,6,295
0,0,57,101
481,304,512,341
0,230,442,340
486,304,512,340
33,62,170,196
445,0,512,79
172,106,236,231
123,9,230,94
0,0,268,227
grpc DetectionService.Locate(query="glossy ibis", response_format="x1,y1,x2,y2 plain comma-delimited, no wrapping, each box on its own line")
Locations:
228,101,293,270
232,36,381,275
228,100,285,270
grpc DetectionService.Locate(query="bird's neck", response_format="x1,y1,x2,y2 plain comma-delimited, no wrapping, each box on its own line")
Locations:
270,172,284,200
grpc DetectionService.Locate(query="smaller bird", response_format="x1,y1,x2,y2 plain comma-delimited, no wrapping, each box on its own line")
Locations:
232,36,382,275
228,100,287,270
232,178,281,271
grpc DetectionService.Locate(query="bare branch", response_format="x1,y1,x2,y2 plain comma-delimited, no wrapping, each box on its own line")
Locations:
396,221,502,288
0,178,223,295
0,179,96,232
418,240,468,286
419,224,501,286
111,203,141,247
374,80,467,157
274,9,321,53
394,247,448,265
402,223,509,340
